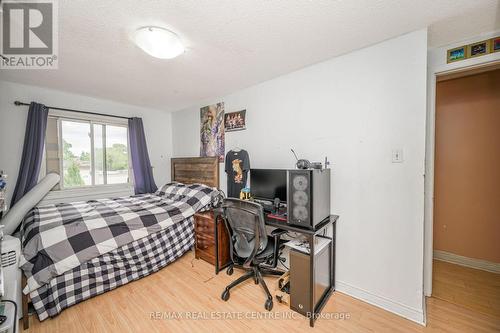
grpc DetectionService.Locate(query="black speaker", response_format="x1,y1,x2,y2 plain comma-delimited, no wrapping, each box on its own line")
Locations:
287,169,330,228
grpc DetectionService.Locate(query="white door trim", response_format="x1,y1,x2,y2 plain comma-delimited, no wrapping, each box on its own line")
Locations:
423,31,500,297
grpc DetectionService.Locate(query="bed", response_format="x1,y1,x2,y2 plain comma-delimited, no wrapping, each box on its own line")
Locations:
21,157,219,326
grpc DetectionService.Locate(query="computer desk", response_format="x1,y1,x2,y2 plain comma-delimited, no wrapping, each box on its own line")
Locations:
214,210,338,328
266,214,338,327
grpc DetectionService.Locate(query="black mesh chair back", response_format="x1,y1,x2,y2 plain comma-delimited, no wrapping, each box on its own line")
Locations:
221,198,268,266
219,198,286,311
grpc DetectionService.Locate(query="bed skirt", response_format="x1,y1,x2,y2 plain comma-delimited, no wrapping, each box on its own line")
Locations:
30,216,194,321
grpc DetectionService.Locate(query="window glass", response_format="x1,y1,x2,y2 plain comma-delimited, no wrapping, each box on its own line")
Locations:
52,119,129,189
61,120,92,187
105,125,129,184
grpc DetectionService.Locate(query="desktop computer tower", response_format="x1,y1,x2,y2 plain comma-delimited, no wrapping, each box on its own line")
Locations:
287,169,330,228
289,241,332,316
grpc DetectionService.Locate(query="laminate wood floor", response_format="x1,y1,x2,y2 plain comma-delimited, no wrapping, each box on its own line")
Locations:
25,252,500,332
432,259,500,319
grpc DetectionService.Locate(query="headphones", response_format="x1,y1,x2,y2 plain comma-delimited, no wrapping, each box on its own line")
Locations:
291,149,311,169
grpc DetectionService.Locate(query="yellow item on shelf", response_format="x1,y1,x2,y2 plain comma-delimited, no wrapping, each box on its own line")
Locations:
240,187,251,200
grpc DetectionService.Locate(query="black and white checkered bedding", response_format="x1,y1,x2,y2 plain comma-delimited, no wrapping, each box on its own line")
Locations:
21,182,218,293
30,216,194,321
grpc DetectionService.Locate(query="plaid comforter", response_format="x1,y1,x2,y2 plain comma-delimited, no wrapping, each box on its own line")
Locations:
20,183,218,293
31,216,195,321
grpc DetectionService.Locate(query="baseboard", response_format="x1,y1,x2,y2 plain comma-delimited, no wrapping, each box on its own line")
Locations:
433,250,500,274
336,281,425,325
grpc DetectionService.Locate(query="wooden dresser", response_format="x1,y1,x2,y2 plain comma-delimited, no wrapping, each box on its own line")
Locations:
170,157,229,273
194,210,231,273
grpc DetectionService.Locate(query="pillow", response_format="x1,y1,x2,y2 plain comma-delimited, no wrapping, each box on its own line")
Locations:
155,182,221,210
155,181,189,197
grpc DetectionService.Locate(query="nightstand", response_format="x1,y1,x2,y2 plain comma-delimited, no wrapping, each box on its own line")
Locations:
194,210,231,274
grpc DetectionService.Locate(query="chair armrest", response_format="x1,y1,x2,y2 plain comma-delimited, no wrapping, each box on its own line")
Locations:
269,228,287,268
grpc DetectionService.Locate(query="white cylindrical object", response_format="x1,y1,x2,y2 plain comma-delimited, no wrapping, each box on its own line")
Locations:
0,173,60,235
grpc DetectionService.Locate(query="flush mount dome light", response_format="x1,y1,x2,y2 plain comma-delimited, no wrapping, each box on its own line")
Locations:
133,27,184,59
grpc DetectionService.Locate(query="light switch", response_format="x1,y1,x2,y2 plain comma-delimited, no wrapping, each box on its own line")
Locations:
392,149,403,163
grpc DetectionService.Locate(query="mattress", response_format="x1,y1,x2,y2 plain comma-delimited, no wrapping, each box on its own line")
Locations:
29,216,194,321
21,182,216,293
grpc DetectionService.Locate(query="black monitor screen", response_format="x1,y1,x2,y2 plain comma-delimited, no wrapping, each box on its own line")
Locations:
250,169,287,201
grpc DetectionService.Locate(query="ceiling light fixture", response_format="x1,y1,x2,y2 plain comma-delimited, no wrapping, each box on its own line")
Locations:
133,26,184,59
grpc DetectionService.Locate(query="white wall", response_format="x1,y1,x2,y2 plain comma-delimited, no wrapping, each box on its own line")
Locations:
172,30,428,323
0,80,173,207
423,29,500,296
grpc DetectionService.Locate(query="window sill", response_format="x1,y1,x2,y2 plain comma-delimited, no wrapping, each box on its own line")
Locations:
39,184,134,206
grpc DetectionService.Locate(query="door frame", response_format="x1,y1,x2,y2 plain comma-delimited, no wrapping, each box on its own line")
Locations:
423,45,500,297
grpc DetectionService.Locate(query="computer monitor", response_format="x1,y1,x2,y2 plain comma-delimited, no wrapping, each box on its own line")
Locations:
250,169,287,202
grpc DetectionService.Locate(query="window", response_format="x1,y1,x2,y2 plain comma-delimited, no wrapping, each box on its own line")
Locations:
61,120,92,186
46,116,130,189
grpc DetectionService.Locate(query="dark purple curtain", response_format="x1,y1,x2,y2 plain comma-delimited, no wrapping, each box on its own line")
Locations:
10,102,49,207
128,117,157,194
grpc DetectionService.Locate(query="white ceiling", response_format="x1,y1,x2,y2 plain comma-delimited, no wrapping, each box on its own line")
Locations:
1,0,498,112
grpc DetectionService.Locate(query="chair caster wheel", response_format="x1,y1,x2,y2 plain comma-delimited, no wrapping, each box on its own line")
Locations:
226,266,234,276
265,299,273,311
254,277,259,284
221,289,230,301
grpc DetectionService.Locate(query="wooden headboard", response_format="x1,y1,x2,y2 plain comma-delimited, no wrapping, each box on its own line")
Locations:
171,157,219,188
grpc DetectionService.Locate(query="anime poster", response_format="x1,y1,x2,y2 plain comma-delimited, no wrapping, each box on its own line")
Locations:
224,109,246,132
200,102,225,162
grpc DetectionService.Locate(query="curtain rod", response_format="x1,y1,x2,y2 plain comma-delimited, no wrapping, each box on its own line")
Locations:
13,101,132,120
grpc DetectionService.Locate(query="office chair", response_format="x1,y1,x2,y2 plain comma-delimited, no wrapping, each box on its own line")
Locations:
218,198,286,311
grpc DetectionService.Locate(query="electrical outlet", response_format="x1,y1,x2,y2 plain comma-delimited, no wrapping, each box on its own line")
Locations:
392,149,403,163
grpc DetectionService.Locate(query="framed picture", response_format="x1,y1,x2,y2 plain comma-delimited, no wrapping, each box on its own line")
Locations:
447,46,467,63
200,102,225,162
468,40,489,58
491,37,500,53
224,110,246,132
